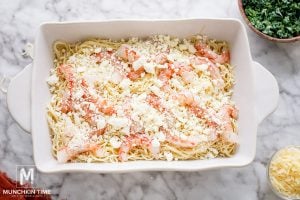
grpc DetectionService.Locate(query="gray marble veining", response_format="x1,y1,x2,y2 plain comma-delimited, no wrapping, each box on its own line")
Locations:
0,0,299,199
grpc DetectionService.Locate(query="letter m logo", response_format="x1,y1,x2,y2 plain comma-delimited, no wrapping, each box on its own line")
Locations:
16,165,36,188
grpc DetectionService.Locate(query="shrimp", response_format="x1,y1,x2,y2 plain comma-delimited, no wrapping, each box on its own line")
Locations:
127,67,145,81
191,56,222,79
190,106,205,118
218,104,238,132
173,62,196,84
194,42,230,64
213,104,238,143
158,61,197,84
82,100,114,122
176,92,196,107
166,133,198,148
158,63,175,82
93,50,115,64
175,91,204,118
57,143,98,163
129,123,143,135
81,103,95,125
116,44,139,63
208,64,224,88
94,52,104,63
57,64,75,113
158,69,174,82
89,128,106,136
147,93,163,111
173,62,193,76
118,134,151,161
190,56,224,88
61,92,73,113
194,104,237,137
57,64,75,85
96,99,115,115
215,50,230,64
159,128,198,148
80,80,115,116
154,53,168,64
208,64,222,80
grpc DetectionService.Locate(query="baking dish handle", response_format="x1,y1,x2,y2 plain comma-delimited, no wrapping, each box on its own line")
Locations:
253,61,279,124
7,63,32,133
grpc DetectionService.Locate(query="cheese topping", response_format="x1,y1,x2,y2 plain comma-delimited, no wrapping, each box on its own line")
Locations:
47,34,238,163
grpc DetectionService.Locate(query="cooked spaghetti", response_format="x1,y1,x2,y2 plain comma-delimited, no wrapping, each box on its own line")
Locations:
46,35,238,163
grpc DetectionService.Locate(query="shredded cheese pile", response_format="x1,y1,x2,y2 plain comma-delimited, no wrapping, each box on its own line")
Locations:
269,146,300,199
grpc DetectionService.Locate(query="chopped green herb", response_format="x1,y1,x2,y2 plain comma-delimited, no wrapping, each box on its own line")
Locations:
242,0,300,39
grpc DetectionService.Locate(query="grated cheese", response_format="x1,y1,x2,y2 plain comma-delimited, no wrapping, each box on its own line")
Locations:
269,146,300,199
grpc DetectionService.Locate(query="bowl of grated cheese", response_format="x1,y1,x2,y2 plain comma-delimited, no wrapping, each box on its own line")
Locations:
267,146,300,200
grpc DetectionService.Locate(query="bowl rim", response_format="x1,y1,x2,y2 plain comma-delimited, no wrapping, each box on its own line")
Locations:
237,0,300,43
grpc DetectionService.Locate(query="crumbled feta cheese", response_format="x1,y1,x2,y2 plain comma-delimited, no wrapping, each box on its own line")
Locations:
168,38,179,47
191,134,208,143
94,47,102,53
143,62,156,74
155,131,166,142
164,151,173,161
68,133,89,150
73,89,84,99
95,148,105,157
110,71,123,84
224,132,238,143
132,56,147,71
188,44,196,54
182,71,196,83
57,149,69,163
77,66,86,73
170,78,185,90
150,137,160,155
47,74,59,85
179,133,188,140
154,79,163,87
195,79,211,90
68,55,76,63
95,116,106,129
110,136,122,148
100,60,109,68
119,78,131,89
179,44,188,51
108,117,129,129
194,64,209,71
121,126,130,135
89,103,96,112
150,85,162,97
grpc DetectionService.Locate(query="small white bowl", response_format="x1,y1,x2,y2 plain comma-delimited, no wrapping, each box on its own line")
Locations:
267,146,300,200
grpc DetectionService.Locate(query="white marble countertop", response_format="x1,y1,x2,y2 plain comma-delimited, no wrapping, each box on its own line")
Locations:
0,0,299,199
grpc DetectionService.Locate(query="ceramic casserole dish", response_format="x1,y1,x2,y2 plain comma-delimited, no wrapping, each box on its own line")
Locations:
6,19,279,173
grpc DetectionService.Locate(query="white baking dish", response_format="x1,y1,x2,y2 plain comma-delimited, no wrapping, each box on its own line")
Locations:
6,19,279,173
